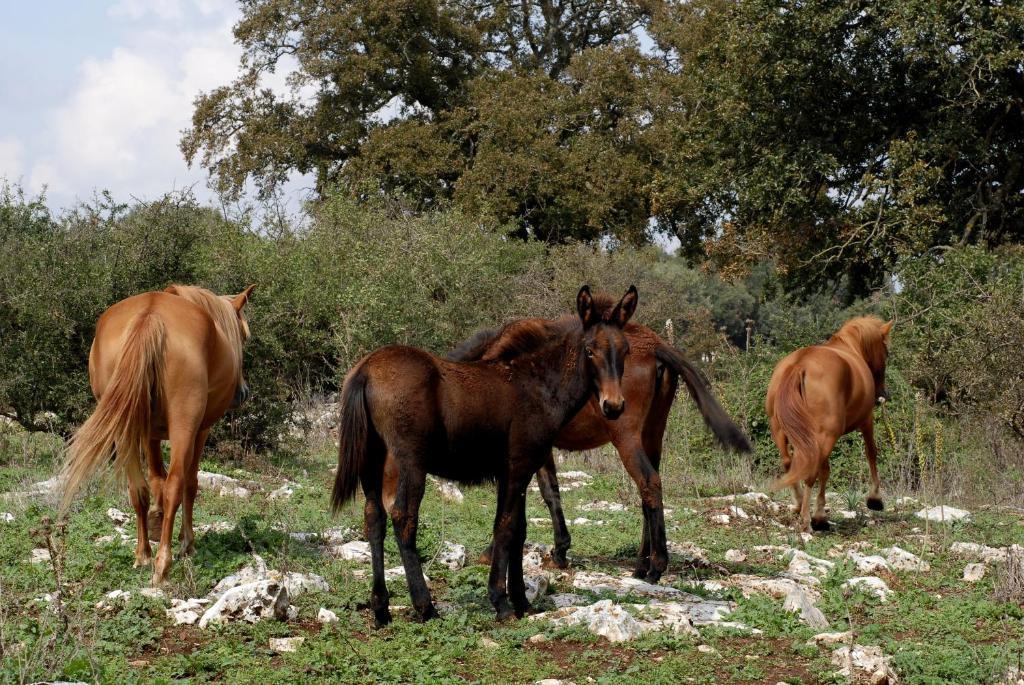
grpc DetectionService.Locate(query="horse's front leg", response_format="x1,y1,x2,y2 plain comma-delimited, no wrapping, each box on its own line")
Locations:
488,466,534,620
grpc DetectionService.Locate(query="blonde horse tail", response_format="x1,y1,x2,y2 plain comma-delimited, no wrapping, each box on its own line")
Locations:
61,313,165,511
769,365,819,491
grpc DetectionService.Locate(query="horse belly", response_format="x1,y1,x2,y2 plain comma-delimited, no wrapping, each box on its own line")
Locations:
430,427,508,483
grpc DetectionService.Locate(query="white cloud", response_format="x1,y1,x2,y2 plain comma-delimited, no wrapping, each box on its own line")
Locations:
0,137,24,180
29,3,242,204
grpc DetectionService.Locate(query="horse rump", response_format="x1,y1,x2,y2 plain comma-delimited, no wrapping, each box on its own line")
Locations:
768,365,819,490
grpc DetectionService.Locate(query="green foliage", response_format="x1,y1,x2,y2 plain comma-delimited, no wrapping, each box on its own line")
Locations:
183,0,1024,296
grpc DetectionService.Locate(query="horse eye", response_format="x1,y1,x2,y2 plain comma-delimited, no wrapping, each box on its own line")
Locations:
585,347,594,358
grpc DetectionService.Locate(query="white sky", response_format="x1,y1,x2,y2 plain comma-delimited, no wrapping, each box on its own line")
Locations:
0,0,310,211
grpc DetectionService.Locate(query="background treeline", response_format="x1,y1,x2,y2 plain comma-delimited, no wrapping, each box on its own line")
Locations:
183,0,1024,298
2,183,1022,502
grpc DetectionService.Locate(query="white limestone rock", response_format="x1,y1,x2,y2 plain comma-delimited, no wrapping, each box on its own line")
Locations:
842,576,893,602
269,636,305,653
317,607,339,623
915,505,971,523
963,563,986,582
883,546,930,572
438,541,466,570
335,541,372,563
579,500,627,512
831,644,898,685
783,587,829,629
724,549,747,563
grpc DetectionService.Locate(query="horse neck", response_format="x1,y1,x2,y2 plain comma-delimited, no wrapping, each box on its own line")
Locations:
509,331,589,426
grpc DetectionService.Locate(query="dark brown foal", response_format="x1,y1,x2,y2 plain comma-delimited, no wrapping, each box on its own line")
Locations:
332,286,638,625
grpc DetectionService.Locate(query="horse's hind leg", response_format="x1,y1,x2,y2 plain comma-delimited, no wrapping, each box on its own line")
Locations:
146,439,165,542
178,428,208,557
536,453,571,568
129,475,152,568
614,434,666,583
364,452,392,627
389,462,436,622
152,425,197,585
862,421,884,511
810,460,831,531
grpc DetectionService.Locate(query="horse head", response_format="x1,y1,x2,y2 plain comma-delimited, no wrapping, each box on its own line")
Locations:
576,285,637,419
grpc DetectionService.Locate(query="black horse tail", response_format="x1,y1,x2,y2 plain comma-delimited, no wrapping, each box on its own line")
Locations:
654,344,752,453
332,363,371,512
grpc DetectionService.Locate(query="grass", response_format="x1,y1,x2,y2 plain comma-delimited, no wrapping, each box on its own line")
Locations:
1,424,1023,685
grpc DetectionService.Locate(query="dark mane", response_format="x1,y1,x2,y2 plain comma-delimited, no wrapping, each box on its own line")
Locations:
447,293,624,364
446,326,502,362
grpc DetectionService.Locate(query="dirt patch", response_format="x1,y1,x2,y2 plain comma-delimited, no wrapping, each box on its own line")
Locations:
716,635,826,685
523,636,645,673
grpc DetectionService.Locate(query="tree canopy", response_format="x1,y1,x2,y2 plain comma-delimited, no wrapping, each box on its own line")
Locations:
183,0,1024,296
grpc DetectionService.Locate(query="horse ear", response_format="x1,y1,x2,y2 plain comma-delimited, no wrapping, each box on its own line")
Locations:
880,319,894,336
576,285,596,328
164,285,181,296
232,284,256,312
610,285,638,327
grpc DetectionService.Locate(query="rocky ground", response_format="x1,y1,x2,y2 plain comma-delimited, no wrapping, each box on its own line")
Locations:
1,427,1023,684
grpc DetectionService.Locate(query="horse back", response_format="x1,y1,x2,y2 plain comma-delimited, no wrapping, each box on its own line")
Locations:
91,291,236,431
360,346,518,482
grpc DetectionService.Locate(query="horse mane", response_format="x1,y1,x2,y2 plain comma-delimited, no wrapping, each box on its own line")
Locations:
166,284,245,375
458,293,624,364
831,316,888,372
446,326,502,362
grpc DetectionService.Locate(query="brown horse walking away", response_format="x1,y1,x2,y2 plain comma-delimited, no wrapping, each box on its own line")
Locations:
332,286,637,625
766,316,894,533
61,284,254,584
449,320,751,582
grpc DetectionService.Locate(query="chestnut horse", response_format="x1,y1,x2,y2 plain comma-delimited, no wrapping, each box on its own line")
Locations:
332,286,637,625
766,316,893,533
61,284,254,584
450,320,750,582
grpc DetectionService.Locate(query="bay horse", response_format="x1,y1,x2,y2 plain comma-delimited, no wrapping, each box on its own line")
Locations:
450,319,751,582
332,286,637,625
61,284,255,584
766,316,894,533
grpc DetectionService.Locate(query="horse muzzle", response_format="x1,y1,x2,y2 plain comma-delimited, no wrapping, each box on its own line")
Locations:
231,381,250,410
601,397,626,420
876,388,890,406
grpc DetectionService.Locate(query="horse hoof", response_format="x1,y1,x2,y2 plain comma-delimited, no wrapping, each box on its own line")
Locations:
631,565,650,580
644,571,664,585
373,609,393,628
418,604,439,622
551,549,570,570
495,604,516,622
133,557,152,569
866,497,884,511
810,518,831,532
512,600,531,618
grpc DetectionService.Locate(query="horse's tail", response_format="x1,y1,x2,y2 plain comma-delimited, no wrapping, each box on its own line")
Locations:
61,313,165,511
331,362,372,511
769,365,819,490
654,344,752,453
